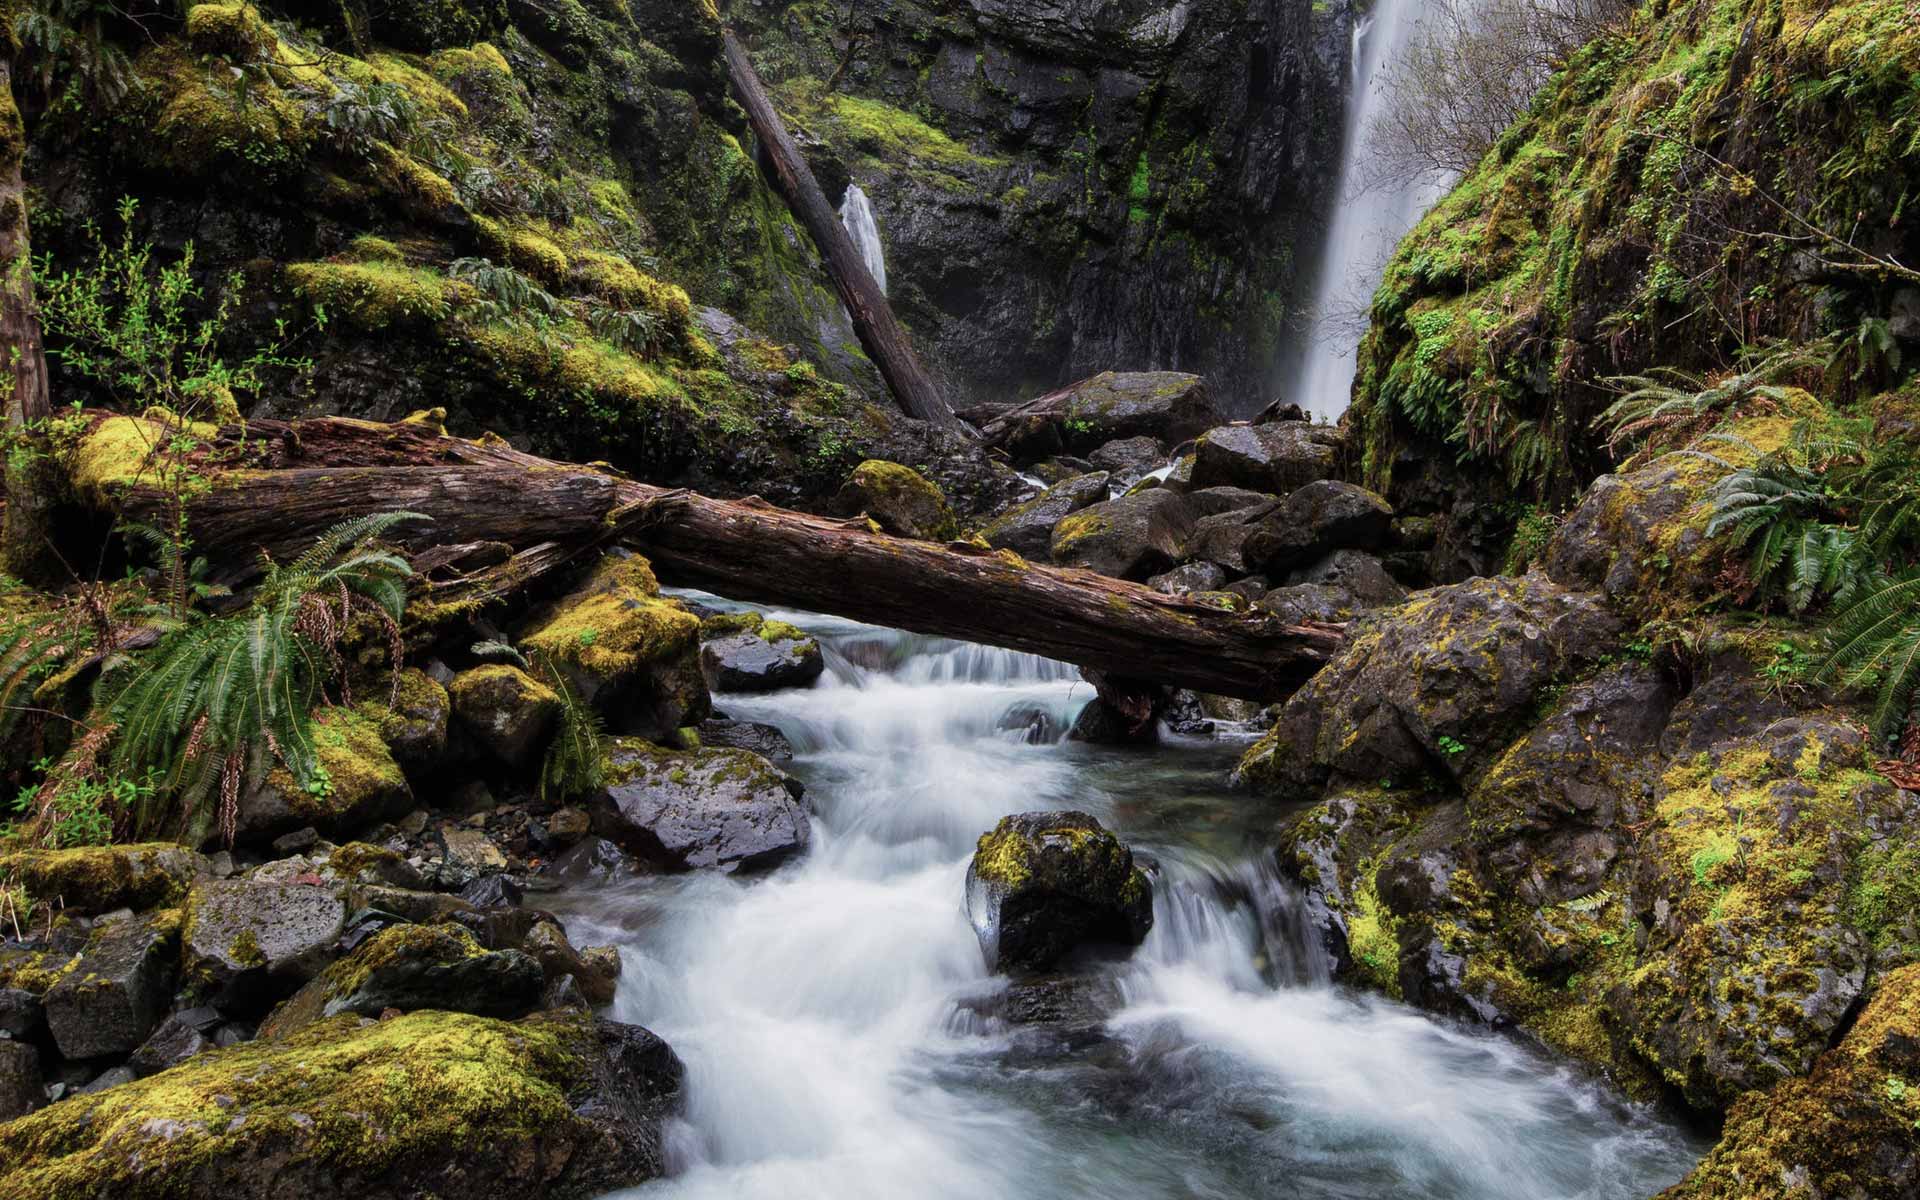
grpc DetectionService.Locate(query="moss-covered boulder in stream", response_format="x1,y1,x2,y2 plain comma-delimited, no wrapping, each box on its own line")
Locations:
449,663,562,769
0,1008,682,1200
698,611,824,693
519,552,709,736
965,811,1153,974
261,922,544,1038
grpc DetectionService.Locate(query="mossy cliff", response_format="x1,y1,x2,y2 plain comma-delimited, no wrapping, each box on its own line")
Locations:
1346,0,1920,538
20,0,993,505
729,0,1346,409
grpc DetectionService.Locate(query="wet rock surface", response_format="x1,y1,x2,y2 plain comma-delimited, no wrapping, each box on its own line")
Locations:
591,739,811,872
966,811,1154,973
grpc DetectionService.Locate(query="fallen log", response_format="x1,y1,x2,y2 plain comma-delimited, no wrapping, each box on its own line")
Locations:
96,416,1341,701
719,30,959,432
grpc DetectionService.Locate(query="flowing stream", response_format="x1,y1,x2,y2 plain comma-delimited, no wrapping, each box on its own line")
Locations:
840,184,888,296
554,598,1704,1200
1282,0,1453,418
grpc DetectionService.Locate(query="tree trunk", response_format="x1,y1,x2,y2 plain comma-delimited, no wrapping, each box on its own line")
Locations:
0,61,55,584
719,30,959,432
98,416,1341,701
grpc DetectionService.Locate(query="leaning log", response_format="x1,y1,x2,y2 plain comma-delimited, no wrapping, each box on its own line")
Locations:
96,416,1340,701
719,30,959,431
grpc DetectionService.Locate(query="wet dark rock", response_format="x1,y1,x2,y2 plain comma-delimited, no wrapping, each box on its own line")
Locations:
1284,549,1407,608
44,910,180,1060
1146,561,1229,595
370,667,452,772
1188,504,1277,572
980,471,1111,560
424,827,509,889
966,811,1154,973
523,918,621,1006
834,459,959,541
1087,436,1167,488
1253,399,1308,424
272,827,321,856
128,1011,215,1077
548,837,642,884
591,740,810,872
1182,485,1279,519
459,873,525,908
78,1065,135,1095
1189,423,1341,492
0,1040,42,1120
182,879,349,1014
1241,480,1395,574
1049,489,1195,580
700,623,825,693
0,986,42,1039
694,718,796,762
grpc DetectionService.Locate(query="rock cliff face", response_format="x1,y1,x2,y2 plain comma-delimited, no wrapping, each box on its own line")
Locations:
733,0,1347,412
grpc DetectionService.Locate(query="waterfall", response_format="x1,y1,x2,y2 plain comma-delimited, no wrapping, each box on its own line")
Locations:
1282,0,1454,419
840,184,888,296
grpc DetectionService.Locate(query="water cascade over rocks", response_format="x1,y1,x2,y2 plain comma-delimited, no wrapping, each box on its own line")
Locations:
840,184,888,296
1283,0,1454,418
555,596,1704,1199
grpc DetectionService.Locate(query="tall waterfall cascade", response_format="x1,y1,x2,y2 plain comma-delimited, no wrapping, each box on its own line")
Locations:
1283,0,1455,419
840,184,888,296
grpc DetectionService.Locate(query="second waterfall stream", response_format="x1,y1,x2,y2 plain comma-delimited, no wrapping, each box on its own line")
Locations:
552,598,1704,1200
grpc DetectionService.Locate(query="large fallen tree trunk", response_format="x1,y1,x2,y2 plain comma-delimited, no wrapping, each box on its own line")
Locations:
97,416,1341,700
719,31,959,432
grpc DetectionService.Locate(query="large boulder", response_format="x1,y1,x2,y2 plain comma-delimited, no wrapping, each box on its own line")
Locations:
1189,422,1340,492
43,910,179,1060
834,459,959,541
1236,574,1623,796
979,471,1110,559
1048,489,1195,580
965,811,1153,973
1187,502,1279,572
694,717,795,762
1657,963,1920,1199
0,1009,682,1199
1241,480,1394,573
1087,435,1167,488
261,923,545,1037
1282,548,1407,608
985,372,1223,461
1543,449,1721,603
449,664,562,769
182,878,349,1013
698,612,824,692
519,552,710,738
0,843,204,914
237,707,412,846
590,739,810,872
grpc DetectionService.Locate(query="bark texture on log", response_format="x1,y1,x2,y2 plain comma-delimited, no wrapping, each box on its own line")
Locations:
103,417,1340,701
1,61,56,584
719,31,958,432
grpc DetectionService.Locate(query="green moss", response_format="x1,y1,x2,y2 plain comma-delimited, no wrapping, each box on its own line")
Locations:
972,825,1033,889
262,707,406,823
521,554,698,679
780,82,1002,181
285,261,458,331
448,664,560,712
1049,509,1112,554
0,1008,609,1196
0,843,200,913
1345,870,1403,998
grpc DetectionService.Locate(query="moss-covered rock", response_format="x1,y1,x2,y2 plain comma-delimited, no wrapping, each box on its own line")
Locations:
0,1008,682,1200
181,878,349,1013
965,810,1153,973
359,666,451,772
980,471,1111,560
1657,964,1920,1199
1235,573,1623,797
261,922,543,1038
518,552,709,737
834,459,959,541
0,843,205,914
238,707,413,846
448,663,561,769
697,610,824,693
1048,488,1196,580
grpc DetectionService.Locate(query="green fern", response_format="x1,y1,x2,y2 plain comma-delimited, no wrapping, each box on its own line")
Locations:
1689,430,1872,612
447,257,561,326
99,511,424,844
1598,343,1822,460
1820,570,1920,737
530,651,605,803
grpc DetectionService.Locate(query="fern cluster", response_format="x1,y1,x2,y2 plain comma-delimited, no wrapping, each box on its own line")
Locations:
98,512,422,843
1822,572,1920,737
1598,343,1822,463
1689,429,1873,612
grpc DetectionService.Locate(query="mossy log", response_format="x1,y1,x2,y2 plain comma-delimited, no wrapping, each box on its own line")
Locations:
719,30,958,431
98,416,1341,701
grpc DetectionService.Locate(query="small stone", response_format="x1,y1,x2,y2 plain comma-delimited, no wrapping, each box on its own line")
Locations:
206,851,236,878
128,1012,214,1077
0,1041,41,1120
0,987,42,1039
44,911,179,1060
272,827,321,856
547,807,591,843
78,1065,136,1095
